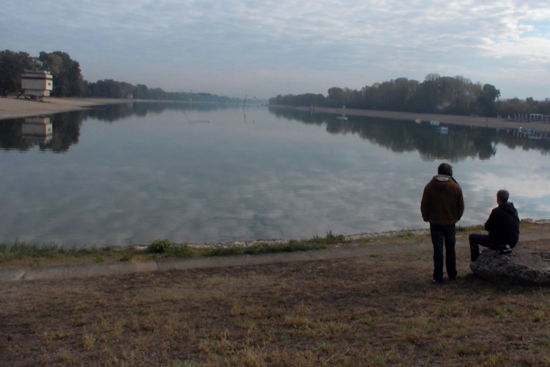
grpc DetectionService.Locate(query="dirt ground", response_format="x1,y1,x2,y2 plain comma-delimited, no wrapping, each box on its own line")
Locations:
2,238,550,367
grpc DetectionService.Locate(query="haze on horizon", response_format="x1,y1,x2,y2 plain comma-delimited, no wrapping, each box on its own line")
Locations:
2,1,549,100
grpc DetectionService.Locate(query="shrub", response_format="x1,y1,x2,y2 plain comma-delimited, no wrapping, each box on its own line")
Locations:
147,238,172,253
119,253,133,262
325,231,345,244
166,244,194,258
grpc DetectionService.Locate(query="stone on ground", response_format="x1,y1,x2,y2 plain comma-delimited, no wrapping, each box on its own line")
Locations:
470,248,550,285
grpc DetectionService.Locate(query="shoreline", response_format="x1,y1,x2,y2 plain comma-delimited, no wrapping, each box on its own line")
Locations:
0,96,135,121
271,104,550,133
2,97,549,134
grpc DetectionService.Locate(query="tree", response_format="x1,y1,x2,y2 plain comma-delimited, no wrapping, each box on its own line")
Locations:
0,50,33,96
39,51,85,97
476,84,500,117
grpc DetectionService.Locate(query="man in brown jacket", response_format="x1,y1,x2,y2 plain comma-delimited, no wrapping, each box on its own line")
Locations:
421,163,465,283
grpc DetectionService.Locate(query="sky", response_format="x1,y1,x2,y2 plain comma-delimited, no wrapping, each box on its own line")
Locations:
1,0,550,99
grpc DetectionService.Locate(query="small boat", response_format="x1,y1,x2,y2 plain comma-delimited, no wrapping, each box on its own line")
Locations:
415,119,422,124
337,105,348,120
429,120,440,126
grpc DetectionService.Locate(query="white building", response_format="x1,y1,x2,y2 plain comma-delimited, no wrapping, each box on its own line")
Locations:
21,70,53,99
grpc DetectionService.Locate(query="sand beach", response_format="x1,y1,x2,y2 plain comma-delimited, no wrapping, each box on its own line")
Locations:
0,96,132,121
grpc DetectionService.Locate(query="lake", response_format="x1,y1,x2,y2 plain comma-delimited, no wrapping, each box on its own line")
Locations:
1,102,549,247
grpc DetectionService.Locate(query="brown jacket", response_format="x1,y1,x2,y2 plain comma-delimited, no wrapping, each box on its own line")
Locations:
421,175,464,225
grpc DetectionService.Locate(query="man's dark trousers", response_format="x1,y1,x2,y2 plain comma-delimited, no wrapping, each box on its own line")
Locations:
469,233,499,262
430,223,457,282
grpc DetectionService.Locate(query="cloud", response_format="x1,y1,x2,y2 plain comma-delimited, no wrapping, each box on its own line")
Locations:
1,0,549,97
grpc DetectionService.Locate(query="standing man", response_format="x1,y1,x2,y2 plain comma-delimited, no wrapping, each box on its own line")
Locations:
421,163,465,283
469,190,519,262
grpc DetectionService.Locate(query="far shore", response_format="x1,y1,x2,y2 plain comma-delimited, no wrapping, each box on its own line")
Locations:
2,96,550,133
271,104,550,133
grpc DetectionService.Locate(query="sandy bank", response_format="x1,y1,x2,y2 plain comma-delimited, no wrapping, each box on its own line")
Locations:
0,96,133,121
275,105,550,133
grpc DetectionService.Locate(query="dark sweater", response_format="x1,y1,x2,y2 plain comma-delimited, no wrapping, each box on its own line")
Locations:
485,202,520,246
421,175,465,225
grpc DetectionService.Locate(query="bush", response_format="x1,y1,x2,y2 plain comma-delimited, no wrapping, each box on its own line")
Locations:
166,244,194,258
325,231,345,244
147,238,172,253
119,253,133,261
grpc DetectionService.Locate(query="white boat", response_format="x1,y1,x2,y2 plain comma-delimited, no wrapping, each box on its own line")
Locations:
337,106,347,120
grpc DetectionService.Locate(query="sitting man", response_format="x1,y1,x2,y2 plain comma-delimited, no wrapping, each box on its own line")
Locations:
469,190,520,262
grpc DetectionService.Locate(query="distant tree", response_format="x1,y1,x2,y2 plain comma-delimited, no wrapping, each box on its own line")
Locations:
0,50,33,96
476,84,500,117
327,87,345,106
39,51,85,97
133,84,150,99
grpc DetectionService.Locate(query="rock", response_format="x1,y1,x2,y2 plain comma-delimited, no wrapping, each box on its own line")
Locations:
470,248,550,285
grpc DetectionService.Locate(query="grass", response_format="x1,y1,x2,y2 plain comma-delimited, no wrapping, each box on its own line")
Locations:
0,224,548,270
0,231,347,269
2,238,550,366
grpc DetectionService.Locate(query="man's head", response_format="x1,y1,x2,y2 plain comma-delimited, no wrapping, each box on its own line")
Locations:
497,190,509,204
438,163,453,177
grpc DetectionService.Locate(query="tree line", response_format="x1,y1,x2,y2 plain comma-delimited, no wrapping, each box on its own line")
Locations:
0,50,240,103
269,74,550,118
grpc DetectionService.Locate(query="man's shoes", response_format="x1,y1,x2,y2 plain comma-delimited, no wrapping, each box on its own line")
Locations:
431,278,443,284
449,276,457,281
500,244,512,255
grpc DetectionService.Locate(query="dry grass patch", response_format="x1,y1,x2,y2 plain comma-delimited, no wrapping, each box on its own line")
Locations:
2,238,550,366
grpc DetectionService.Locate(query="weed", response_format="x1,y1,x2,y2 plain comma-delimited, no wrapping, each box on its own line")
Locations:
166,244,194,258
457,224,484,232
398,230,414,238
119,253,133,262
93,256,105,263
438,307,451,317
325,230,346,244
147,238,172,253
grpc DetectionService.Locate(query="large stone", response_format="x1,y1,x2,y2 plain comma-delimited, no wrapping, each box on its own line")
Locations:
470,248,550,285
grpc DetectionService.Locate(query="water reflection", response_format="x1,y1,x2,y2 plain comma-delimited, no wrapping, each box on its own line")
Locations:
269,108,550,161
0,102,243,152
22,117,53,145
1,104,549,247
3,103,549,158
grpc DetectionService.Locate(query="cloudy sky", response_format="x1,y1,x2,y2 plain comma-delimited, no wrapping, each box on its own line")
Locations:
2,0,550,99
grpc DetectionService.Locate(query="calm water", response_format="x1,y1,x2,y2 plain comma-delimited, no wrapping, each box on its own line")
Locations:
1,103,549,246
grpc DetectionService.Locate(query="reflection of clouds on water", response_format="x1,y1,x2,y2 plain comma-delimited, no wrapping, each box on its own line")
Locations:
1,107,549,246
459,147,550,223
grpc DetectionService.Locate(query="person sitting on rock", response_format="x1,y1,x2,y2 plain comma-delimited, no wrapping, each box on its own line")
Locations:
469,190,520,262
